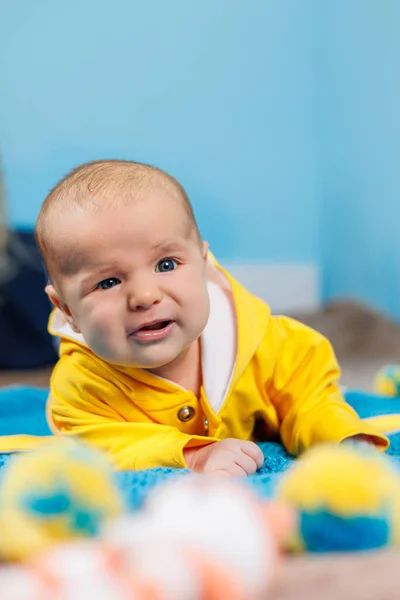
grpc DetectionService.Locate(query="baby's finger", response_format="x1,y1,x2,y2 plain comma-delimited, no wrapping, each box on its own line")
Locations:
213,463,247,477
210,469,233,478
240,441,264,469
234,453,259,475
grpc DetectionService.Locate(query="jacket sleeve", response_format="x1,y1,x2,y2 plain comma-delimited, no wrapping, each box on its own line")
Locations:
265,316,389,454
48,354,216,471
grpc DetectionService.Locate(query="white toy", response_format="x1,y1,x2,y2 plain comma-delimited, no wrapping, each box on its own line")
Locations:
105,478,290,600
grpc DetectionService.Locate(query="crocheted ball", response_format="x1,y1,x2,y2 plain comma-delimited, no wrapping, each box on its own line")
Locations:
106,477,290,599
276,444,400,552
374,365,400,397
0,439,123,561
0,542,159,600
36,541,158,600
0,564,51,600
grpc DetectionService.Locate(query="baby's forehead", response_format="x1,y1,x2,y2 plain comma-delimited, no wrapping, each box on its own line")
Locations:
48,178,184,224
66,175,183,213
47,197,194,274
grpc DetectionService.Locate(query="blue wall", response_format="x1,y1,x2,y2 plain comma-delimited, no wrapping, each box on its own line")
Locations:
0,0,320,263
316,0,400,319
2,1,400,319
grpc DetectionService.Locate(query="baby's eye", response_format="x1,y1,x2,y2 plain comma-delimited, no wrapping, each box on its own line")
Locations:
96,277,121,290
155,258,178,273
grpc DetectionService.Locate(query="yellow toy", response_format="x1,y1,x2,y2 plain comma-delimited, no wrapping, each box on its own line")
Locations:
374,365,400,397
276,444,400,552
0,438,123,561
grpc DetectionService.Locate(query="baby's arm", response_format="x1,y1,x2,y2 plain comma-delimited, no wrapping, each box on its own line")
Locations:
265,316,389,454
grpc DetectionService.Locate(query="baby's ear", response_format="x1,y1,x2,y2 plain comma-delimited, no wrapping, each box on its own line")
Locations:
45,284,63,311
45,284,81,333
201,241,209,260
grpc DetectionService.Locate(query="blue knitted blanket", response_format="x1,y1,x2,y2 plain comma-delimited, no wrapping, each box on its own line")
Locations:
1,386,400,510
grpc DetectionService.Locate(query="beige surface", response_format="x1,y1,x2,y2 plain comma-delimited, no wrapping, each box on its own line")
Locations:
340,356,396,390
271,550,400,600
293,300,400,391
294,300,400,359
0,367,52,389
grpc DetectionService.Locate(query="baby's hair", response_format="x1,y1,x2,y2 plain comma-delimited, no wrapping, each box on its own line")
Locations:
35,160,201,282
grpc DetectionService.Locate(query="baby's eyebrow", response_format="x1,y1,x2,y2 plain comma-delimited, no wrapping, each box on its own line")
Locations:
60,254,108,278
152,239,186,253
81,264,120,279
59,252,85,276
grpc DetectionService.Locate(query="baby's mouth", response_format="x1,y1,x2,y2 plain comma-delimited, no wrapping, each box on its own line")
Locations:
137,320,172,332
130,320,175,342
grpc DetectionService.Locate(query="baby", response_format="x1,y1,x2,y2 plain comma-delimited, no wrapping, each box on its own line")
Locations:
34,160,388,475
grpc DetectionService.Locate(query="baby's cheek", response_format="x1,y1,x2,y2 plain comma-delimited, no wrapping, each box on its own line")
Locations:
192,287,210,327
89,329,112,357
81,308,117,357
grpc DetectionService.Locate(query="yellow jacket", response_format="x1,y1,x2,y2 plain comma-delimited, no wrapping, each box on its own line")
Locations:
41,258,389,470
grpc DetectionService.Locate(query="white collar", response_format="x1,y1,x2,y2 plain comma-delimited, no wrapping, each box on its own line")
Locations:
201,281,236,412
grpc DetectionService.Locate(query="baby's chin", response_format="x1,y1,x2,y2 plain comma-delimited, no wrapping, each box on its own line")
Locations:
89,346,180,370
87,329,198,370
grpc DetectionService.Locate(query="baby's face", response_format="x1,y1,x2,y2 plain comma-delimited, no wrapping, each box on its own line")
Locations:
47,188,210,369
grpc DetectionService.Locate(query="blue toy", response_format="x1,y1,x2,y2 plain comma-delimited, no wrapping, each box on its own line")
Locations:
276,444,400,552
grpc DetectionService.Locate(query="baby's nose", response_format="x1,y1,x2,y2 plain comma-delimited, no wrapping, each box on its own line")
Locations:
127,279,162,311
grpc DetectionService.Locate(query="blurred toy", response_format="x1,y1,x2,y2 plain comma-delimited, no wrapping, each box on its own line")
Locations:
0,438,123,561
374,364,400,397
35,541,159,600
0,542,156,600
0,537,245,600
0,476,292,600
0,538,241,600
37,538,242,600
276,443,400,552
106,477,294,600
0,564,54,600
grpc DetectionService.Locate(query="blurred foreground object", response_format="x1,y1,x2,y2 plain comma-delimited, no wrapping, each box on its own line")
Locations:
0,439,123,562
277,444,400,552
0,442,288,599
374,365,400,397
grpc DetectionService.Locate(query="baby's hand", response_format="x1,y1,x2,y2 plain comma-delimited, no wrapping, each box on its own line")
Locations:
183,439,264,476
